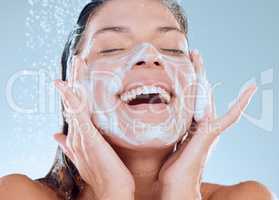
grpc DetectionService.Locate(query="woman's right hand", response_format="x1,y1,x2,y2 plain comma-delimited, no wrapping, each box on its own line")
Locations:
53,56,135,200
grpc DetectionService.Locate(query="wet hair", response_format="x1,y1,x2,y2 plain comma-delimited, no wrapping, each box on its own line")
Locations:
35,0,188,199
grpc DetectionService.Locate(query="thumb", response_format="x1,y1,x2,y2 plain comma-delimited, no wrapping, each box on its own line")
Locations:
53,132,66,145
53,132,73,160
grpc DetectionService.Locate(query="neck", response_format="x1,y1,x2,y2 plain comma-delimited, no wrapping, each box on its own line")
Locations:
78,143,175,200
112,144,174,200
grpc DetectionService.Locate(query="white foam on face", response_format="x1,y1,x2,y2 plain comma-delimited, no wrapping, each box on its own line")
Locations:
76,42,210,146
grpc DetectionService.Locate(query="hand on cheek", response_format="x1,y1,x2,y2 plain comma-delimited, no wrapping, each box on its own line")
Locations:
158,50,257,200
53,56,135,200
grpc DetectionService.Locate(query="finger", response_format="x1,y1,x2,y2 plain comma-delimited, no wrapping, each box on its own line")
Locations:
73,56,89,83
213,83,257,134
54,80,88,118
209,86,215,121
68,55,87,83
72,117,83,156
66,117,75,157
68,57,75,89
54,80,79,107
53,132,74,161
73,56,91,108
70,56,90,100
71,56,80,95
55,80,72,109
64,57,104,143
54,79,106,147
190,49,204,75
211,91,217,120
191,50,211,122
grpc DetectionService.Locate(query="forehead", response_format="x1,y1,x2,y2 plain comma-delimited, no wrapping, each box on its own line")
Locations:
86,0,181,34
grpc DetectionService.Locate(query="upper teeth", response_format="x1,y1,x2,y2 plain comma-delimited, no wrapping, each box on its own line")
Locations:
120,86,171,104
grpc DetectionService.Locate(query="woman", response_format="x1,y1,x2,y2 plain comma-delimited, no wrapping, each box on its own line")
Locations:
0,0,275,200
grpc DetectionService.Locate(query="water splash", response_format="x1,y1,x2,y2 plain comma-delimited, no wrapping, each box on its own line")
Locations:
10,1,90,143
25,0,90,70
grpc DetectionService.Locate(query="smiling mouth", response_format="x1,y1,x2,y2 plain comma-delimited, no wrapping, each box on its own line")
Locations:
127,93,168,105
119,85,173,106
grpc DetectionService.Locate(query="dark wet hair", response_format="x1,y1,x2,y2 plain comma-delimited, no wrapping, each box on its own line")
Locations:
35,0,188,199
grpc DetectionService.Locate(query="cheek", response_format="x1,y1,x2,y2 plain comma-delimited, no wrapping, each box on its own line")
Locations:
93,79,115,103
89,75,122,114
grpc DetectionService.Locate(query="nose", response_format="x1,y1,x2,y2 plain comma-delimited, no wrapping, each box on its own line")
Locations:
132,44,164,69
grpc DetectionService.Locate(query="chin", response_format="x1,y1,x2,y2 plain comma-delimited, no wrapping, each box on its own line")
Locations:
102,133,179,151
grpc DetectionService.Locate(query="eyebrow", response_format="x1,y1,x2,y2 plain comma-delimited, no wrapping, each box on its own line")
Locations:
94,26,184,36
94,26,130,35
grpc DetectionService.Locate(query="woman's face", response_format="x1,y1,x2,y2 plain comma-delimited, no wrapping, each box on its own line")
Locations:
75,0,197,149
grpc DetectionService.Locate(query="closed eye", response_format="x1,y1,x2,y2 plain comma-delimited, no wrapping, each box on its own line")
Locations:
161,48,185,55
100,48,185,55
100,48,125,54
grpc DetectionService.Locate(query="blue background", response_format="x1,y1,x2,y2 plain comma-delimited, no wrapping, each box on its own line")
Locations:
0,0,278,196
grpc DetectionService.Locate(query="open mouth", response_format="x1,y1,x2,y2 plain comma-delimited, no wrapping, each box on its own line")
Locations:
119,86,172,106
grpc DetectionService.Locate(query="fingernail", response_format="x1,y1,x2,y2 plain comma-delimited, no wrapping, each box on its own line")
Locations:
251,83,257,91
249,84,258,97
192,49,199,55
54,80,66,88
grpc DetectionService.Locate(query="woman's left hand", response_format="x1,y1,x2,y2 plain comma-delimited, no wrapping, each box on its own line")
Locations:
157,50,257,200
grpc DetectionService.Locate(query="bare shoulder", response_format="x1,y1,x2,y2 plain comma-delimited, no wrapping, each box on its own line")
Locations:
204,181,277,200
201,182,224,200
0,174,61,200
